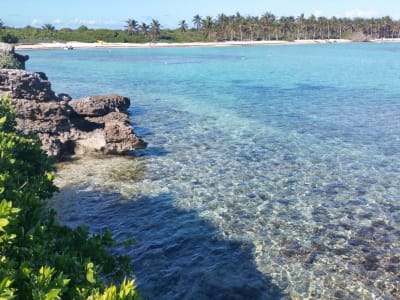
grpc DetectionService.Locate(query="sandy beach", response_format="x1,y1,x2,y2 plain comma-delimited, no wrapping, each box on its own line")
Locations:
14,38,400,50
14,39,357,50
15,39,400,50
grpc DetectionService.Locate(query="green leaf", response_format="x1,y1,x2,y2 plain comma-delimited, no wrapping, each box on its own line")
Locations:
46,172,54,181
0,218,9,230
86,262,96,284
0,116,6,126
44,288,62,300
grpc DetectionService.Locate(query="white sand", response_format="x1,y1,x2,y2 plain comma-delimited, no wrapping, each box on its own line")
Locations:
14,38,400,51
14,39,353,50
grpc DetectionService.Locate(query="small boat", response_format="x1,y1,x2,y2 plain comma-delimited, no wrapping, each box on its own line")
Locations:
63,45,74,50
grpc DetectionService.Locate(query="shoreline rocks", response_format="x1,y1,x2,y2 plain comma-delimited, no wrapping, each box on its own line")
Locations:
0,69,147,159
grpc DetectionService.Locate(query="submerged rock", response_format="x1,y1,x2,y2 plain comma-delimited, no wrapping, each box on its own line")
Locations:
0,69,147,159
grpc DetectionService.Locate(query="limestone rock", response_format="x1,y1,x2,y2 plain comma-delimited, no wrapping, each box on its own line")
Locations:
70,112,147,155
68,94,130,117
0,69,147,159
0,69,57,101
12,99,72,133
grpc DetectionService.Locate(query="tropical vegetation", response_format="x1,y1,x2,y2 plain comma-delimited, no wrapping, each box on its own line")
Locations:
1,13,400,44
0,54,22,69
0,96,141,299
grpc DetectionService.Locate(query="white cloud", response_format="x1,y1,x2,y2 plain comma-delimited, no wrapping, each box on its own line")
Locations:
31,18,42,27
342,9,380,19
27,18,123,29
64,18,122,29
313,10,323,18
52,19,63,25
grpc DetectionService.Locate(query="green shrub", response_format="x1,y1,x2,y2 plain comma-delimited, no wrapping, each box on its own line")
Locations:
0,54,22,69
0,96,142,299
1,33,19,44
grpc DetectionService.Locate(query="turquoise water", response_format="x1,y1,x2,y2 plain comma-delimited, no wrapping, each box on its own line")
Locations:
26,44,400,299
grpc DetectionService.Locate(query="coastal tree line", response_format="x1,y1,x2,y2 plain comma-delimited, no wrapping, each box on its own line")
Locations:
1,13,400,44
187,13,400,41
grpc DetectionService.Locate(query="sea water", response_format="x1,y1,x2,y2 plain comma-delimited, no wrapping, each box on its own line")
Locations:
25,43,400,299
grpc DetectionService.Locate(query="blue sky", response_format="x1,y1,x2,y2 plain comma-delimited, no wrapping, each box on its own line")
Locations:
3,0,400,29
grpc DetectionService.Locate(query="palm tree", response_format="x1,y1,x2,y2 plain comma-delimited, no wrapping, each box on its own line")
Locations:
296,14,305,39
226,18,236,41
382,16,393,38
216,13,228,40
261,12,275,40
307,15,317,39
247,16,259,40
42,24,55,31
179,20,188,33
193,14,202,31
279,16,288,39
139,22,149,38
202,16,214,39
286,16,296,40
0,19,4,32
235,12,245,41
330,16,340,39
125,19,138,35
150,19,161,41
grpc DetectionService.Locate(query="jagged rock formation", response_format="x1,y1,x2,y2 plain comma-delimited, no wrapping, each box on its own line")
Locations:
0,43,29,69
0,69,147,159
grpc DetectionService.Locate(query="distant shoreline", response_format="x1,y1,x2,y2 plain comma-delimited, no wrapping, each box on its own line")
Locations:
14,38,400,51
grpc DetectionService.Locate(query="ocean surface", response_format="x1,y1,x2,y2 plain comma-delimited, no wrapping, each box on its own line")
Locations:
25,43,400,299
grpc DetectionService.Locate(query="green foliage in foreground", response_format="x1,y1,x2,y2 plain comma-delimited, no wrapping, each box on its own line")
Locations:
0,96,142,299
0,54,22,69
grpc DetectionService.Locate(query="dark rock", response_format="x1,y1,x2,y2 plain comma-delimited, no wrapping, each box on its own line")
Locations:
0,69,57,101
363,253,379,271
57,93,72,101
12,99,72,133
0,69,146,159
69,94,130,117
386,264,399,273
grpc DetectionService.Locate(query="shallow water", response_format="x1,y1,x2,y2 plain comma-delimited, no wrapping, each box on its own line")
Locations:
26,43,400,299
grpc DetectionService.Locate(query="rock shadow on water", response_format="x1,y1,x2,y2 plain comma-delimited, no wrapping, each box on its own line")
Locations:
112,193,284,300
51,190,284,300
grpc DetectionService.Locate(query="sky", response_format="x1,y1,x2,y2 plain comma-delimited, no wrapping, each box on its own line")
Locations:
2,0,400,30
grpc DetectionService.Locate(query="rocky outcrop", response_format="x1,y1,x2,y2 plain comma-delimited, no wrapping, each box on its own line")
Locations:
0,43,29,69
0,69,147,159
68,94,130,116
0,69,59,101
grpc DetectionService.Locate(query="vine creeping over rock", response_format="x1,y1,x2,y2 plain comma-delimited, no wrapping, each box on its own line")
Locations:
0,96,142,299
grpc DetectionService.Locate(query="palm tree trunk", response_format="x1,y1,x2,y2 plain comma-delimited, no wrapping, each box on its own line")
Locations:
327,22,330,39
